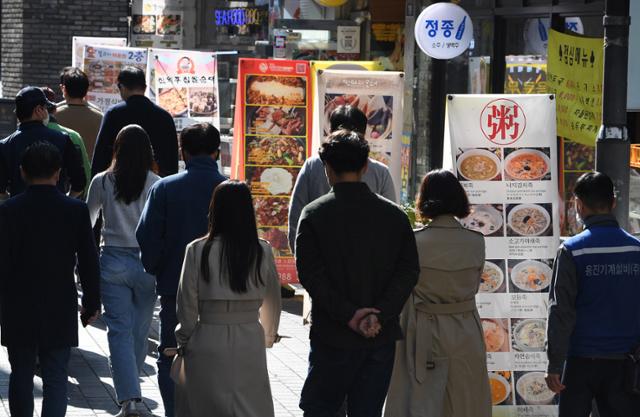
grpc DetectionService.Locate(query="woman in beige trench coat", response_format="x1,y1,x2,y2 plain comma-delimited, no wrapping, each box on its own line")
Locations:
385,170,491,417
173,180,281,417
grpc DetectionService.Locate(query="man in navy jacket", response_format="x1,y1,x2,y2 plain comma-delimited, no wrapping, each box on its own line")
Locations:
91,66,178,178
0,142,100,417
136,123,226,417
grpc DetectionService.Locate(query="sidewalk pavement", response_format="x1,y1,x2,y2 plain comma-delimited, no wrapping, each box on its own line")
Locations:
0,299,310,417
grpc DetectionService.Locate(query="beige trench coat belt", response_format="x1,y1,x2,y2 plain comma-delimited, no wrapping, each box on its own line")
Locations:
414,299,477,383
198,310,259,325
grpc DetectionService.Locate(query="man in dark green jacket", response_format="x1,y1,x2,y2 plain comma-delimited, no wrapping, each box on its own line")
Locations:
296,129,419,417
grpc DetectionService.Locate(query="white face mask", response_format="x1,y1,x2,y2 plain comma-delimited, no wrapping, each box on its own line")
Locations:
575,211,584,229
42,111,50,126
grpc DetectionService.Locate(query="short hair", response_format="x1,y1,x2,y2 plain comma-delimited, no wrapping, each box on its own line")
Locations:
60,67,89,98
117,66,146,90
318,129,369,174
179,123,221,156
20,141,62,180
416,169,470,220
574,171,615,211
329,105,367,135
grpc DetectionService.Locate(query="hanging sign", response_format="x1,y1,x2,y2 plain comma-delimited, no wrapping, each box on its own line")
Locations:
444,94,560,417
414,3,473,59
524,17,584,55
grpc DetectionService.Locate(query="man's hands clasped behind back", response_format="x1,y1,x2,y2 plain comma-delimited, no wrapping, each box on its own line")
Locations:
348,308,382,338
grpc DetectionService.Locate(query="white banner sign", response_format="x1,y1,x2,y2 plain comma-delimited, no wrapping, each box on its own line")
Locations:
72,37,127,68
315,69,404,202
444,94,560,417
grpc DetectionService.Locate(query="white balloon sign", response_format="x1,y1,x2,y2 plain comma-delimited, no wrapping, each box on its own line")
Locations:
524,17,584,55
414,3,473,60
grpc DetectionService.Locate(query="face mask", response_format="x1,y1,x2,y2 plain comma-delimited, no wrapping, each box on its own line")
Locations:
575,211,584,229
42,112,50,126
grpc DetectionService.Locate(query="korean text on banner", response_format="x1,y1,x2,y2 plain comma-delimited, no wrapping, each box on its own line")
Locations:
444,94,561,416
315,70,404,202
231,58,312,285
82,45,148,113
151,49,220,132
72,37,127,68
547,29,603,146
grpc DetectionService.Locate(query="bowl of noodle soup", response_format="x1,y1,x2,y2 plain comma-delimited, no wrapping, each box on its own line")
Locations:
456,149,501,181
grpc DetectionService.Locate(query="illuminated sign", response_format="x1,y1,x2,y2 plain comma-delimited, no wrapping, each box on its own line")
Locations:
214,7,268,27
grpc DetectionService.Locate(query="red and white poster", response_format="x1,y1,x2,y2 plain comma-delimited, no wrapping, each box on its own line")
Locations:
444,95,561,417
232,58,312,285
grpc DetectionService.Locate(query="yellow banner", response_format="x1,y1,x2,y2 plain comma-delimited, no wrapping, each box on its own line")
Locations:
547,29,603,146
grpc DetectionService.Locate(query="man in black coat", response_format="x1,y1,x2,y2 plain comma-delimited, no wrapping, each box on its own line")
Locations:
0,142,101,417
91,66,178,177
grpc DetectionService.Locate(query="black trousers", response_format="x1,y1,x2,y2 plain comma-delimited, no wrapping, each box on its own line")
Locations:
300,340,395,417
559,357,640,417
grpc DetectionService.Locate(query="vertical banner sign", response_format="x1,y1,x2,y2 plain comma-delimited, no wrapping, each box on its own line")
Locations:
72,37,127,68
151,49,220,131
232,59,312,284
315,70,404,202
547,29,603,146
444,95,561,417
131,0,184,48
82,45,148,113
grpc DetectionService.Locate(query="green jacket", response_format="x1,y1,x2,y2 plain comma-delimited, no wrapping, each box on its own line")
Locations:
48,120,91,196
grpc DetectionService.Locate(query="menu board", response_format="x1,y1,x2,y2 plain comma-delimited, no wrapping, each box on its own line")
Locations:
315,70,405,202
232,59,312,285
72,36,127,68
131,0,183,48
82,45,148,112
151,48,220,131
444,95,560,417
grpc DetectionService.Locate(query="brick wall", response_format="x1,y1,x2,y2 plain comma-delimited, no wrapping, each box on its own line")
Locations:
1,0,129,98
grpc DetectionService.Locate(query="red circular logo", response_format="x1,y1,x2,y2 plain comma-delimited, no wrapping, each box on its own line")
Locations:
480,98,527,145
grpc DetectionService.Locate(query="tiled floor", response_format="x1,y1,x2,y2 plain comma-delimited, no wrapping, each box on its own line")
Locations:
0,299,309,416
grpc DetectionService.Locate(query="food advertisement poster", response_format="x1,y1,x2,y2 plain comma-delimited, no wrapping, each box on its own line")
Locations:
504,56,547,95
444,95,561,417
131,0,183,48
547,29,603,147
315,70,405,202
232,59,312,284
151,48,220,131
82,45,148,113
72,37,127,68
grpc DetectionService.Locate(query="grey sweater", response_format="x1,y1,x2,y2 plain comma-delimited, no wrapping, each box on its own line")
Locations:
87,171,160,248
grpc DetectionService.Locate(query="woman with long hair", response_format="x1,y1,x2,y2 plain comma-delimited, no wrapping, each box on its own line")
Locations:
174,180,281,417
384,169,491,417
86,124,160,417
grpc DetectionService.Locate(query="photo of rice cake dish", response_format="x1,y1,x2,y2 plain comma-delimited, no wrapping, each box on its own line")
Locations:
246,167,298,196
460,204,503,236
516,372,556,405
504,148,550,181
369,151,390,166
159,87,188,116
480,261,504,293
456,148,501,181
510,260,552,292
247,106,305,136
157,15,181,35
324,94,393,141
255,197,289,227
482,319,509,352
507,204,551,236
246,76,306,106
489,372,511,406
259,227,290,257
513,319,546,352
247,137,305,166
189,88,218,117
133,15,156,34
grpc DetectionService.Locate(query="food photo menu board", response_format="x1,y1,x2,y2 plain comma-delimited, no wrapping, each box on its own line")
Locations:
232,59,312,285
444,95,560,417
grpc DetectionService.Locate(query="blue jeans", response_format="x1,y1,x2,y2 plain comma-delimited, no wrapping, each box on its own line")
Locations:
100,246,156,403
157,295,177,417
8,345,70,417
300,340,396,417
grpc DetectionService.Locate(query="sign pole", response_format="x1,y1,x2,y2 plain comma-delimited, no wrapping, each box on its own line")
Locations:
596,0,631,229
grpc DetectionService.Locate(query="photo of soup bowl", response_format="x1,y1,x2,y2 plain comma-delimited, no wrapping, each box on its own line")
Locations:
504,149,550,181
516,372,556,405
456,149,501,181
507,204,551,237
510,260,553,292
489,373,511,406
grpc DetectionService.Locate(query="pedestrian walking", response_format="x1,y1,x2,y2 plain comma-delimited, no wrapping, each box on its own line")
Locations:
0,141,100,417
545,171,640,417
384,169,491,417
86,125,160,417
288,104,396,252
173,180,281,417
0,86,86,201
295,129,419,417
136,123,226,417
56,66,104,159
92,66,178,178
